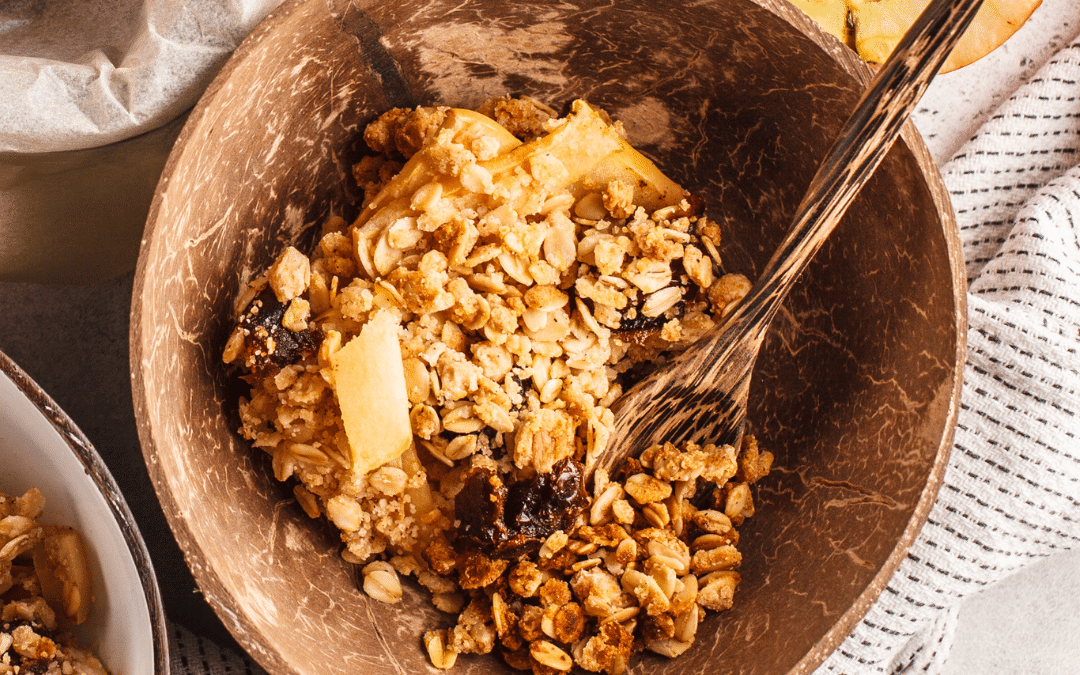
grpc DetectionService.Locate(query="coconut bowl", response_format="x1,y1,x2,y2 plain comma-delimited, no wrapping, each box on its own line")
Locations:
130,0,966,673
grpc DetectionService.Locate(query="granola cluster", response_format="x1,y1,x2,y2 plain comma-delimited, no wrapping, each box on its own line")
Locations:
416,437,772,673
223,96,769,672
0,489,109,675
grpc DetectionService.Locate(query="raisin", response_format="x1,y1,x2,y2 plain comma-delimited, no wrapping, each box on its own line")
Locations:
504,458,588,542
455,466,509,551
613,262,691,334
236,287,321,371
615,313,665,334
455,458,588,558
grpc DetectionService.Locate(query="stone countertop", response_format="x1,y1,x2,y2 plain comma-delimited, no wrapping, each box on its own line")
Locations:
1,1,1078,671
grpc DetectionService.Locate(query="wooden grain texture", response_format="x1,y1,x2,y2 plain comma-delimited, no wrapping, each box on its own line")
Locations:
129,0,967,674
603,0,982,464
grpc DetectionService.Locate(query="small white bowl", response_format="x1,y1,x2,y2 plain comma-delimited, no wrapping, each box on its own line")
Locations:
0,349,168,674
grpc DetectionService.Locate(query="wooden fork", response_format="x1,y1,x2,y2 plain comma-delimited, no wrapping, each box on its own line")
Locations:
592,0,984,476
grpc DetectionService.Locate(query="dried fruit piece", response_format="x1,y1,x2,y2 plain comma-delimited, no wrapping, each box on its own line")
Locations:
235,287,321,370
455,458,589,556
455,465,510,551
504,458,589,544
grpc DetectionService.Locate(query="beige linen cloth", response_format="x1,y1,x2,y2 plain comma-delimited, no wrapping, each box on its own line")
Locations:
163,33,1080,675
0,0,279,153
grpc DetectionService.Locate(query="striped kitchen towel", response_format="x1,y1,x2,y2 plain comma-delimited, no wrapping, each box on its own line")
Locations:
816,37,1080,675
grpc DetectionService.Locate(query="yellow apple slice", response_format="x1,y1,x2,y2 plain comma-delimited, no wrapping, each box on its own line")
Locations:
482,99,687,211
331,309,414,474
354,108,523,230
788,0,853,46
578,132,689,213
357,99,687,243
848,0,1042,73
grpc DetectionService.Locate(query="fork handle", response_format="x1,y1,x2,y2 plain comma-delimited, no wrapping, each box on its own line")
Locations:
736,0,984,334
599,0,987,469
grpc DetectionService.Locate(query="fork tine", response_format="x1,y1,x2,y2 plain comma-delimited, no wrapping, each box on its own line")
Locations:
598,325,757,475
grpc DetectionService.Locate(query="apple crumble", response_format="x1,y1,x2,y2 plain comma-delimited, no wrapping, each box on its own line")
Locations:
0,488,109,675
224,96,771,673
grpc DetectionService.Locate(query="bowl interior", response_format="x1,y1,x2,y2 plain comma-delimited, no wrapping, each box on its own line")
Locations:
131,0,965,674
0,351,167,675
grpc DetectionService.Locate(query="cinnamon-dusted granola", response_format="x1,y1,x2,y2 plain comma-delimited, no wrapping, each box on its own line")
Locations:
223,95,768,672
0,488,110,675
419,439,771,673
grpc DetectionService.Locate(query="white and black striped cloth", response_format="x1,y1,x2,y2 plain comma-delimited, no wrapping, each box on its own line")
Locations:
166,36,1080,675
816,36,1080,675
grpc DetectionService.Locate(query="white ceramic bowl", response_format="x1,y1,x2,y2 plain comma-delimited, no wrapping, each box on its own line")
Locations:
0,349,168,674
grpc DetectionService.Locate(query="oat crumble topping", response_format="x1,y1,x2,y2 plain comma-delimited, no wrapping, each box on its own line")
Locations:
224,96,770,673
